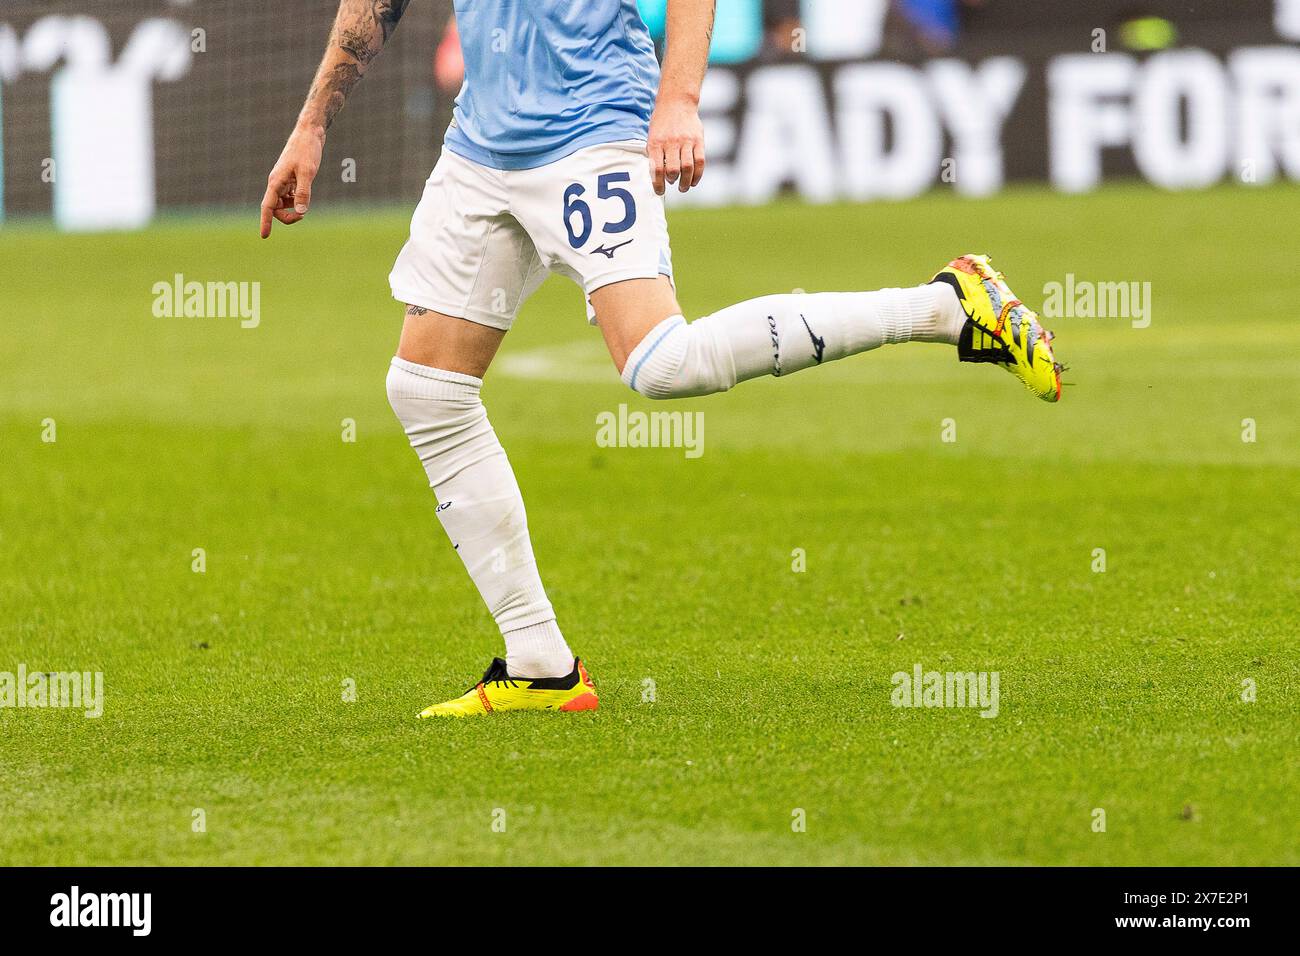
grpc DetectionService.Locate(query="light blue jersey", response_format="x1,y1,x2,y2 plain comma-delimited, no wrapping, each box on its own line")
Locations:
444,0,661,170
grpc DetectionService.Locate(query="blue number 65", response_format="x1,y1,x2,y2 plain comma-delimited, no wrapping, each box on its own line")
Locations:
564,173,638,248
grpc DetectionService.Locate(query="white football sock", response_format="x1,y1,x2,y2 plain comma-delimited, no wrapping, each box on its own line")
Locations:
386,358,574,678
501,620,575,679
623,284,964,399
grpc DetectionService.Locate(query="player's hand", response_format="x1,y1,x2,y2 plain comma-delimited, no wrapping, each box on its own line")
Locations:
260,126,325,238
647,94,705,196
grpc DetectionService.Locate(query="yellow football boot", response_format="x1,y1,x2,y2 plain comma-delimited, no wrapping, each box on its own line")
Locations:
930,254,1064,403
418,657,599,718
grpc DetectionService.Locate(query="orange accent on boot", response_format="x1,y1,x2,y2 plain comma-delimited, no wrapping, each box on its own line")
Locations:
560,692,599,712
949,256,979,275
577,660,596,692
476,683,493,713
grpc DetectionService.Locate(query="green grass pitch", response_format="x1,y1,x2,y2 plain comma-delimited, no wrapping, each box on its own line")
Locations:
1,183,1297,866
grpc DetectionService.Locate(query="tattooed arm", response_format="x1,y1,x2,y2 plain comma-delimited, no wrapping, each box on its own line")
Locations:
261,1,412,238
648,0,714,196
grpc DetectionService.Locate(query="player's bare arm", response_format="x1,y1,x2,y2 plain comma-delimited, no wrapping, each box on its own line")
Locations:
259,0,413,238
648,0,714,195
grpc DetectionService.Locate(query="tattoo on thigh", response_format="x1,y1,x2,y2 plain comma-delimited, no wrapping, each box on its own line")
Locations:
405,305,430,317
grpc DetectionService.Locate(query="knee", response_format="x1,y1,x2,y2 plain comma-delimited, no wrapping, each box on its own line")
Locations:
386,358,488,441
385,361,410,412
386,360,437,426
622,315,733,400
621,318,684,399
387,358,481,409
386,359,500,486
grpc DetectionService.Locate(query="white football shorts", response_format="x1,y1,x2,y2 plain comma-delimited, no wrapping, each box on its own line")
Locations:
389,139,674,330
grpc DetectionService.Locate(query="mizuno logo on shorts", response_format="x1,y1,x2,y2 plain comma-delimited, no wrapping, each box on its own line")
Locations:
591,239,634,259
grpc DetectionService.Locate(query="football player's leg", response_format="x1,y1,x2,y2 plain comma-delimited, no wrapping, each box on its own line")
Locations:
387,151,574,681
590,276,965,399
386,309,573,680
506,140,965,400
